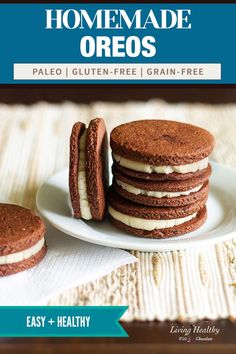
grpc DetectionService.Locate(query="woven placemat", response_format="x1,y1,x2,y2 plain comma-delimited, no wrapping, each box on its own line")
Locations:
0,100,236,321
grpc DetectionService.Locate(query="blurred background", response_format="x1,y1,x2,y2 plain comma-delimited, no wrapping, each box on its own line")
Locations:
0,87,235,104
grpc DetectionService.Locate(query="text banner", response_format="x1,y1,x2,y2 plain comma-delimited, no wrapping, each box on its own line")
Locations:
0,306,128,337
0,4,235,83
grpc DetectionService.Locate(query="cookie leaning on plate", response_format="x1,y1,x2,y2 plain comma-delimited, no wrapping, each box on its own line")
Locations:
69,118,108,220
0,204,47,276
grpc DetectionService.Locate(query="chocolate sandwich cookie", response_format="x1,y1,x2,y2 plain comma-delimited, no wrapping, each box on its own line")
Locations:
69,118,108,220
108,188,207,238
0,204,47,276
111,120,215,181
112,165,211,207
114,162,212,182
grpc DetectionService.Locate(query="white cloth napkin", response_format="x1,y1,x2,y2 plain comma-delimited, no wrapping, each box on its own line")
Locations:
0,223,137,305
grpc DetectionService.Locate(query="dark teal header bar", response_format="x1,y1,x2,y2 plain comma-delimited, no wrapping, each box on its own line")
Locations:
0,4,235,83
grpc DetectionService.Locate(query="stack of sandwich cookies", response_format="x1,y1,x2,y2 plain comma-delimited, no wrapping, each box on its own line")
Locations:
0,204,47,276
69,118,108,221
109,120,215,238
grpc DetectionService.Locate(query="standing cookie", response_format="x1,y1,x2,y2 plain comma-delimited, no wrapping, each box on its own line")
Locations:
0,204,47,276
69,118,108,220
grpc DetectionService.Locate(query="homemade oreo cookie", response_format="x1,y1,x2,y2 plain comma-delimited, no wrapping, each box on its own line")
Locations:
111,120,214,181
112,164,211,207
0,204,47,276
69,118,108,220
108,188,207,238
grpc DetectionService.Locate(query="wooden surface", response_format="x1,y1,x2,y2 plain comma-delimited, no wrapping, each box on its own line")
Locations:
0,321,236,353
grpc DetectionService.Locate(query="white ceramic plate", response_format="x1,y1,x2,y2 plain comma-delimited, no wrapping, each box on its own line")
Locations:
36,161,236,252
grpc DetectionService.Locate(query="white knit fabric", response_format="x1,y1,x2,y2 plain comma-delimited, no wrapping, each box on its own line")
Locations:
0,100,236,321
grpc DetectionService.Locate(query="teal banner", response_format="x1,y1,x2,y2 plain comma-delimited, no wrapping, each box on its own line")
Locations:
0,306,128,337
0,4,235,83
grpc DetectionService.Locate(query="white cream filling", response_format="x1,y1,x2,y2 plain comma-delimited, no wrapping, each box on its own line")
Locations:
78,130,92,220
0,237,45,265
109,207,197,231
113,153,208,174
116,180,203,198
